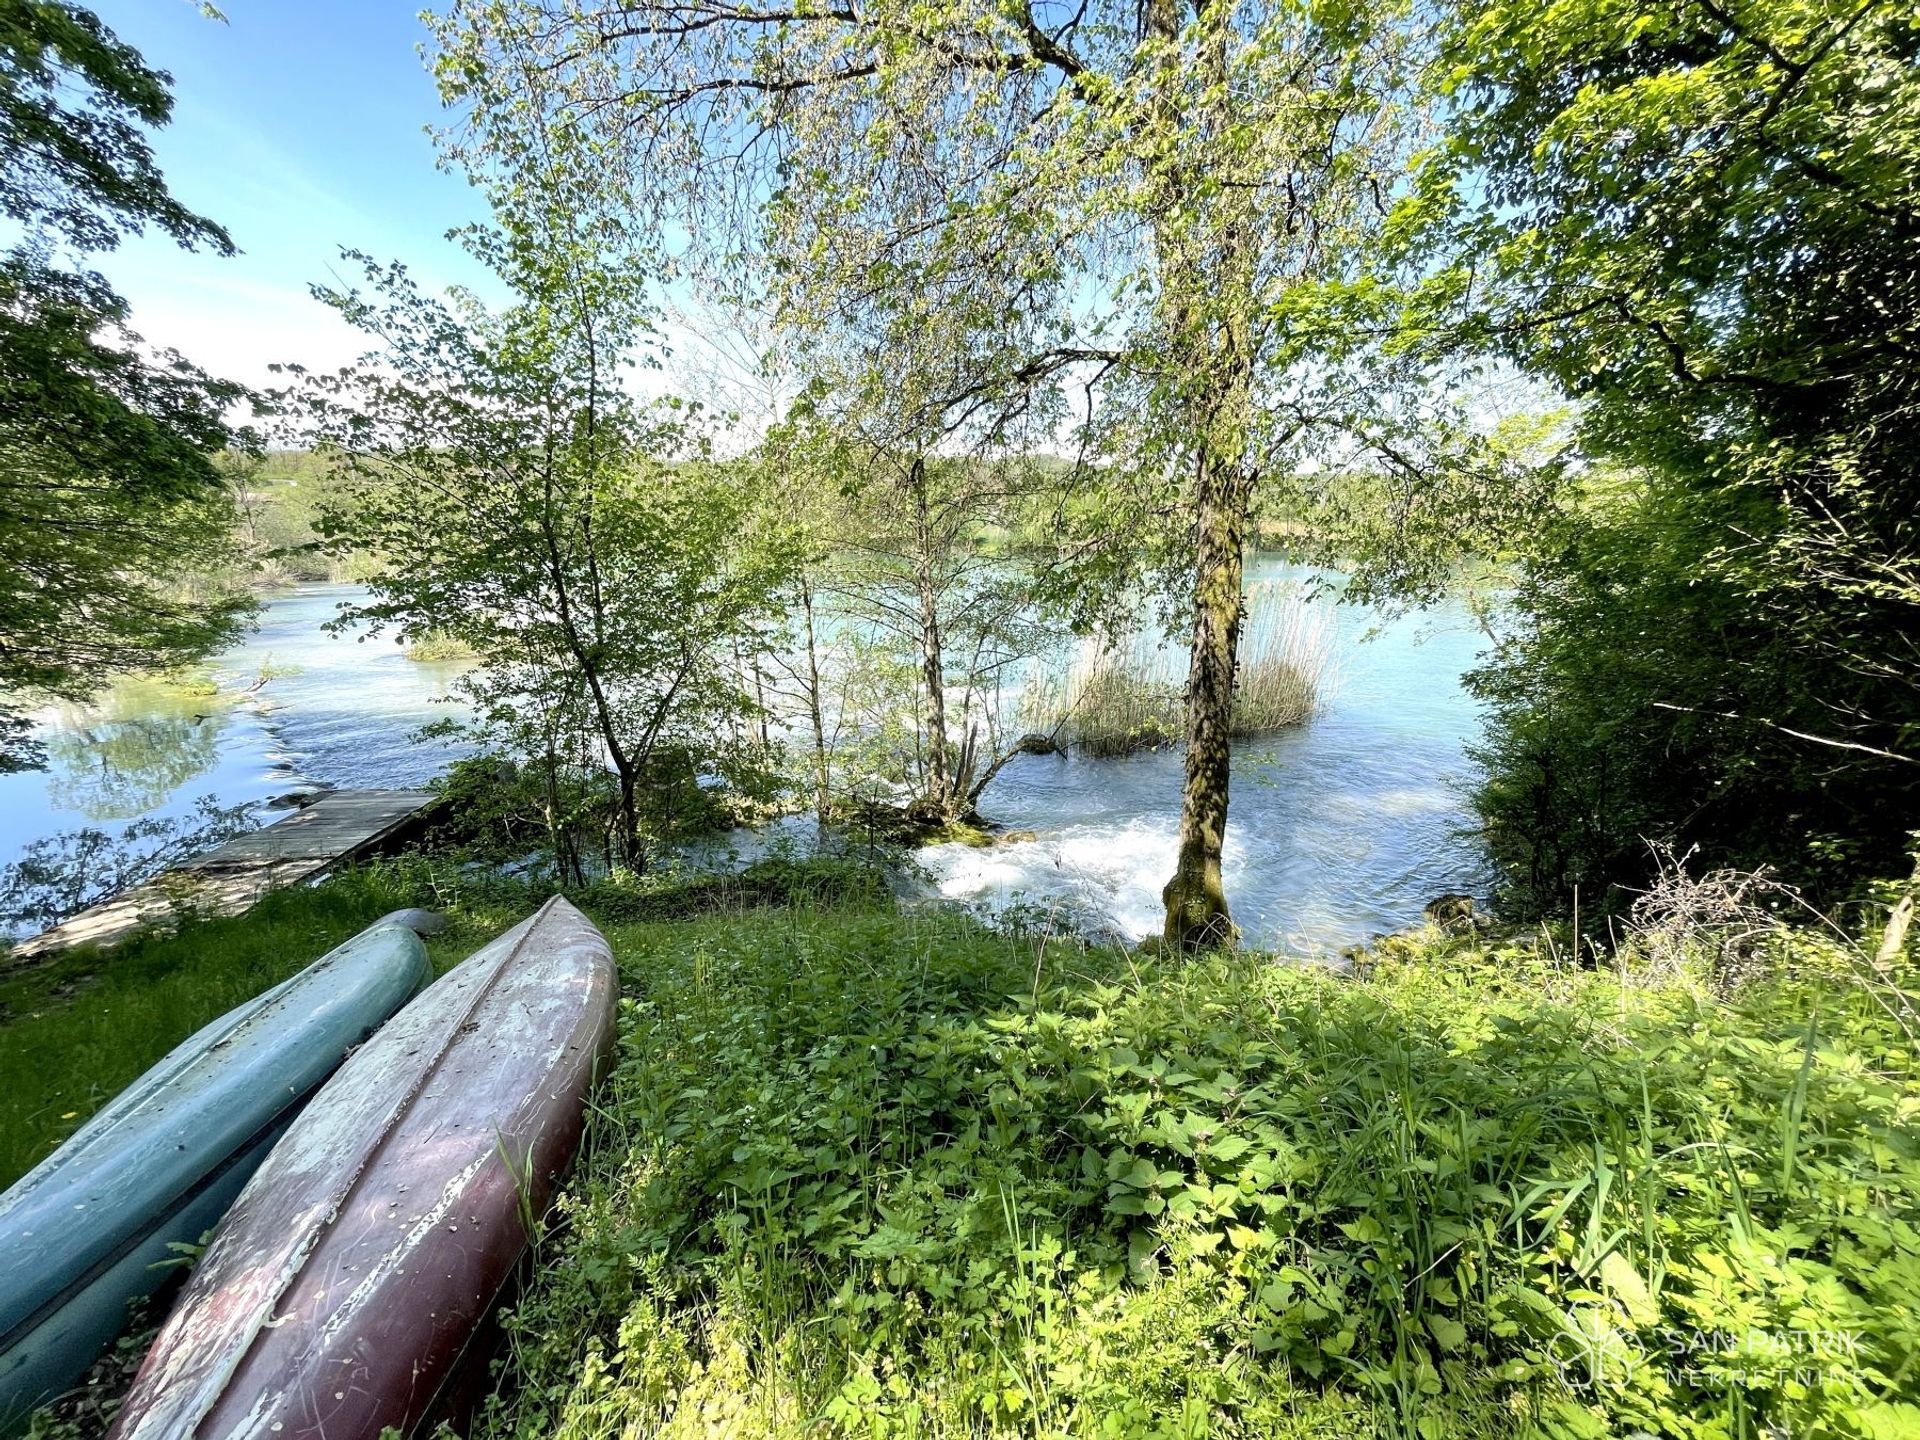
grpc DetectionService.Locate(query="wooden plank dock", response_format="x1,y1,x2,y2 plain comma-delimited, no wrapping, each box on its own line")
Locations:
9,790,440,963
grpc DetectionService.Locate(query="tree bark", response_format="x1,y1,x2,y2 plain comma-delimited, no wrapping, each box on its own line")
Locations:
1161,445,1249,950
537,497,643,871
1153,0,1258,951
906,455,954,823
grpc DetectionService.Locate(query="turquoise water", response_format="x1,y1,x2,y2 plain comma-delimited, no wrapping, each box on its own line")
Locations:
3,576,1490,952
918,572,1492,952
0,586,472,915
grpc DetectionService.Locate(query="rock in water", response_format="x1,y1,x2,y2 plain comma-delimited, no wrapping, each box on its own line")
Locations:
1423,894,1480,931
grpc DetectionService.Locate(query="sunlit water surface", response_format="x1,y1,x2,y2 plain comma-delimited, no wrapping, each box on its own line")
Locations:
913,585,1492,953
4,577,1490,952
0,586,472,922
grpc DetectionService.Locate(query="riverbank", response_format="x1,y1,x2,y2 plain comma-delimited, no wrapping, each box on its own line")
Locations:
9,858,1916,1438
2,571,1490,955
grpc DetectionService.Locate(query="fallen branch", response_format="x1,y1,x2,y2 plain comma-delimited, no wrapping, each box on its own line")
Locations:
1650,702,1916,765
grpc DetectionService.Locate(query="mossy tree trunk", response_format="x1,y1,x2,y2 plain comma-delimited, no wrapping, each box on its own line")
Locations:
798,573,833,823
1162,444,1250,950
1153,0,1258,951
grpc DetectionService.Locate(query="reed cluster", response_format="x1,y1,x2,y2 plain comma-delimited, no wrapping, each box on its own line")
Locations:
1027,581,1336,757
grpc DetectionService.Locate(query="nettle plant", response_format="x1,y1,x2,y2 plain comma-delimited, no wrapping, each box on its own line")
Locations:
478,905,1919,1439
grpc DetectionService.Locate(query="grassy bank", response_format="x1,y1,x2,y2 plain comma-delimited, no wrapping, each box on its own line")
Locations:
6,864,1917,1437
0,858,888,1187
480,904,1919,1439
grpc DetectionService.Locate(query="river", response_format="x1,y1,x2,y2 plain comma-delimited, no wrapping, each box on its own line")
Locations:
2,578,1491,952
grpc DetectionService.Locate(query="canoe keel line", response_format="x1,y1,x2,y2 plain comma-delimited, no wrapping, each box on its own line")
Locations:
110,895,619,1440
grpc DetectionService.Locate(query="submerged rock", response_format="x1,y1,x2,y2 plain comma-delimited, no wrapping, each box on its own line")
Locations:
1422,893,1485,932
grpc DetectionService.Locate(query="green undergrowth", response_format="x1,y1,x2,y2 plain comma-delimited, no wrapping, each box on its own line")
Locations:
475,909,1920,1440
0,855,883,1185
7,861,1918,1437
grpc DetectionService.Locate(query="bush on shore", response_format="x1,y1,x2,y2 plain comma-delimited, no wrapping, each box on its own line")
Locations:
402,630,478,663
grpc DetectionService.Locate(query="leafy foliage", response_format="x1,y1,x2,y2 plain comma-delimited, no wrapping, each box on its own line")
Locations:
1419,0,1920,911
427,0,1495,947
282,245,798,877
0,0,229,252
475,902,1920,1439
221,448,379,586
0,2,251,765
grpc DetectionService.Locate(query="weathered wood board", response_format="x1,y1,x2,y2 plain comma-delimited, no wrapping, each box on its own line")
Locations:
8,790,438,964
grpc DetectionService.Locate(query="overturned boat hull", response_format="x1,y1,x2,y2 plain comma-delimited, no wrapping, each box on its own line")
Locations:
111,895,619,1440
0,919,433,1429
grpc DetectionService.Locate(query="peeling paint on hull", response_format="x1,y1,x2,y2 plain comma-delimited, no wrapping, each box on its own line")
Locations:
111,896,618,1440
0,923,433,1431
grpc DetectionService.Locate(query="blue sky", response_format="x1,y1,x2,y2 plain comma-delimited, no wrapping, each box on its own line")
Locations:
87,0,496,390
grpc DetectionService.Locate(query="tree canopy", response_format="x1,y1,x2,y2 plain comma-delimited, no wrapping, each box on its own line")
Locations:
1417,0,1920,910
429,0,1496,945
283,235,797,876
0,1,250,767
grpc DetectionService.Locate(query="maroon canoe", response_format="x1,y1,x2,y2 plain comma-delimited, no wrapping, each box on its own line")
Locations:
110,896,618,1440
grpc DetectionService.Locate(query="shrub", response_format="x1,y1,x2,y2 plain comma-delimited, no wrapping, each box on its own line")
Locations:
1033,647,1186,757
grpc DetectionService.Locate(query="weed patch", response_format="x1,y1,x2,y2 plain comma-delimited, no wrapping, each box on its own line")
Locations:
475,908,1920,1438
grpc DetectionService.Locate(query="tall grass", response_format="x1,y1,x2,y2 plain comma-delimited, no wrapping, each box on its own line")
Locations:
1028,581,1336,757
1233,578,1339,732
403,630,479,663
1033,644,1185,757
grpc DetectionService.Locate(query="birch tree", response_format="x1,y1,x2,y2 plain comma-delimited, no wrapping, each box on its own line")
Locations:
431,0,1438,947
283,241,793,874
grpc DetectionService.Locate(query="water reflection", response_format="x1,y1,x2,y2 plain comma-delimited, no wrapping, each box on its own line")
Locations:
40,677,232,821
0,585,474,887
